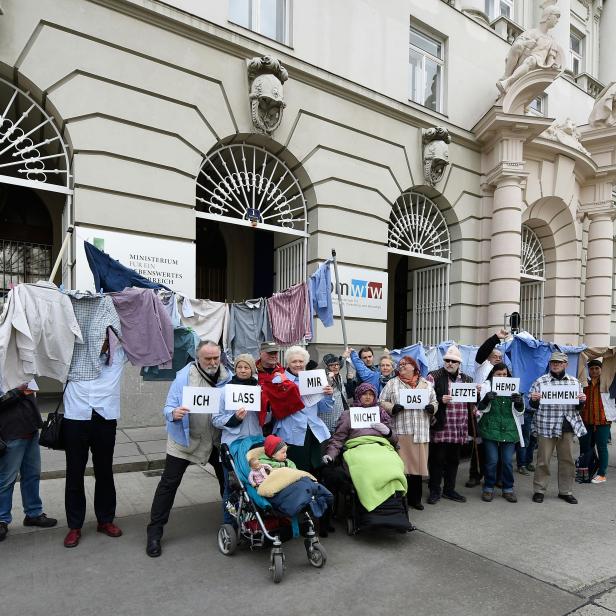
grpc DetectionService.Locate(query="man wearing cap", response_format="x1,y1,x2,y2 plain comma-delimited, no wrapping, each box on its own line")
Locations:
426,345,478,504
529,351,586,504
320,354,349,433
579,359,610,484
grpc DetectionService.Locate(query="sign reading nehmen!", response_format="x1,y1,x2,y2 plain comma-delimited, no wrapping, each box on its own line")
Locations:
450,383,478,403
491,377,520,397
399,389,429,409
350,406,380,429
181,386,222,413
298,369,328,396
224,385,261,412
539,384,579,405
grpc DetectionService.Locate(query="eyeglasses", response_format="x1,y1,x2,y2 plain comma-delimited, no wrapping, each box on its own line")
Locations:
398,362,413,367
444,359,460,364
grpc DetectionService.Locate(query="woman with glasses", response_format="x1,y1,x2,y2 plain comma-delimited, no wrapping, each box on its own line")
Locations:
379,356,436,510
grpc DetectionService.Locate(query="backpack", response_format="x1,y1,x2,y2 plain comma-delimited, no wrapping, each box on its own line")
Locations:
575,449,599,483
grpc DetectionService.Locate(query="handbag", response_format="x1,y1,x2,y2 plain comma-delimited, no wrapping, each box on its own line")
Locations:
39,386,67,451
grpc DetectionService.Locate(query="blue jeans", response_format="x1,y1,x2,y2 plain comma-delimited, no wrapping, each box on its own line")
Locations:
0,435,43,524
483,440,515,493
516,410,536,468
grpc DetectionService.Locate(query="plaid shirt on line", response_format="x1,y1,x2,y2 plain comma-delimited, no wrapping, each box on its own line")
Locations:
529,373,587,438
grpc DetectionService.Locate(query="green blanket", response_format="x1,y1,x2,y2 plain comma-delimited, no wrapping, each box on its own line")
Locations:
342,435,407,512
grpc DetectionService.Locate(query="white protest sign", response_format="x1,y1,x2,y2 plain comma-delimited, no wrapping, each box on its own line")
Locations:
491,377,520,397
539,384,579,406
298,369,328,396
399,389,429,409
450,383,478,403
601,393,616,421
350,406,380,429
224,385,261,412
182,386,222,413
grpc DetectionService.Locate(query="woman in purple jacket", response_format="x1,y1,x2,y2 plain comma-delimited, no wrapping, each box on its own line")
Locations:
323,382,398,462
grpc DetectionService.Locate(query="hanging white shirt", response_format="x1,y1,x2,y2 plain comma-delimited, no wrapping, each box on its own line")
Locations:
63,346,127,420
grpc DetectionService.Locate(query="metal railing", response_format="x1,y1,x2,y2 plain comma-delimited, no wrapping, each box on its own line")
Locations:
0,239,52,305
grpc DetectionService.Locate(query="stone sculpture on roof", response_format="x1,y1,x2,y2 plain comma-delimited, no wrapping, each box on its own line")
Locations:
541,118,591,156
589,82,616,129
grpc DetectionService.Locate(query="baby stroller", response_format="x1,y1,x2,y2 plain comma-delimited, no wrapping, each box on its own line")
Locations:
217,435,328,583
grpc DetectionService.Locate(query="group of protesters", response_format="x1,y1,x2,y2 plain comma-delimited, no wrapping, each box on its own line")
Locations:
0,330,610,556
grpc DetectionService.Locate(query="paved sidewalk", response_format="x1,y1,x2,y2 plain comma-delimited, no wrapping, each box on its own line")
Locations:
40,425,168,479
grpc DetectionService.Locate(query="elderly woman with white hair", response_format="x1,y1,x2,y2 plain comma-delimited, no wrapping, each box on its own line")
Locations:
272,346,334,472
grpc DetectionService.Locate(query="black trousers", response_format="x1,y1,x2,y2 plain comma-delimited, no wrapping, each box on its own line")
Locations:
64,412,117,529
428,442,461,495
147,448,224,540
406,474,424,506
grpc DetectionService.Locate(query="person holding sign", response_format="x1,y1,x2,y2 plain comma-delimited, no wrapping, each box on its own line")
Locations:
272,346,333,473
146,340,231,557
426,345,478,505
579,360,611,484
528,352,586,504
379,356,436,510
213,354,262,524
476,363,525,503
324,383,397,463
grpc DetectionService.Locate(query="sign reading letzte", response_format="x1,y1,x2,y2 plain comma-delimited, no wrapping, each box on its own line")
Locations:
224,385,261,412
181,386,221,413
399,389,429,409
350,406,380,429
298,369,328,395
539,384,579,405
449,383,478,403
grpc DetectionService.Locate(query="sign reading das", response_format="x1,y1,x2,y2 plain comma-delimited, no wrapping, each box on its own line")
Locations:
224,384,260,412
350,406,380,429
298,369,328,396
399,389,429,409
491,377,520,397
181,386,221,413
450,383,478,403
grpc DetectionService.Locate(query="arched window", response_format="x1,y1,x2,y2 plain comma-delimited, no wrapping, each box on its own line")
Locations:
520,225,545,338
388,192,451,345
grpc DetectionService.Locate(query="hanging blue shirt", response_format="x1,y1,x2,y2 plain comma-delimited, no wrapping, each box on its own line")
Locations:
308,260,334,328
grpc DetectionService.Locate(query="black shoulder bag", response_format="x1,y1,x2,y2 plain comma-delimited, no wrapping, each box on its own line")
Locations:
39,386,67,451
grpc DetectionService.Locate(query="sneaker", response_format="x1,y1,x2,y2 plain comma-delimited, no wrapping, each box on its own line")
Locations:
591,475,607,484
481,491,493,502
23,513,58,528
64,528,81,548
526,463,536,472
0,522,7,541
517,466,530,476
502,492,518,503
97,522,123,537
442,490,467,503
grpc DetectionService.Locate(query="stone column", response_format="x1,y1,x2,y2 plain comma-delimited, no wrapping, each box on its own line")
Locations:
487,174,525,330
584,209,616,346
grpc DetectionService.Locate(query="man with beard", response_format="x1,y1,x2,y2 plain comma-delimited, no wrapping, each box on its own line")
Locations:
146,340,231,557
427,345,478,505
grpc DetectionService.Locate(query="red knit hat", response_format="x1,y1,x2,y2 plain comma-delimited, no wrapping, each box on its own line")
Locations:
264,434,286,458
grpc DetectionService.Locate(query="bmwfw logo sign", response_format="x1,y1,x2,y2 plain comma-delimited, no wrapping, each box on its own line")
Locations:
328,264,388,320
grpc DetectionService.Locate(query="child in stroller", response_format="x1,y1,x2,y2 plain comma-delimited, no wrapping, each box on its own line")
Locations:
217,435,331,583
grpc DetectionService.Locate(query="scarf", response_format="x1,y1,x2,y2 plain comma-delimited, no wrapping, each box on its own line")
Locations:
379,372,395,388
398,373,419,388
231,375,258,386
194,362,220,387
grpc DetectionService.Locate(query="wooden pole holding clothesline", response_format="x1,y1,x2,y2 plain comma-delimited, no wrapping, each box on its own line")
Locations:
48,226,74,283
331,249,348,381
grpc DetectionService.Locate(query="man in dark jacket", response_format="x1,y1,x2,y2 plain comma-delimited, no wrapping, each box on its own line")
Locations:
0,381,57,541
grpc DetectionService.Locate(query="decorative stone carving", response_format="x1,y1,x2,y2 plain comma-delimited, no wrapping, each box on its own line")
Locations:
422,127,451,186
541,118,591,156
589,82,616,128
496,4,564,95
247,55,288,135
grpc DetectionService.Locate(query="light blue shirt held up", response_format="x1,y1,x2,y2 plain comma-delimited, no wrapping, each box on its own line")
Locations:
63,346,127,420
272,370,333,445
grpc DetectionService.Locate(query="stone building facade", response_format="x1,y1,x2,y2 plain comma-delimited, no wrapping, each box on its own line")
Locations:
1,0,615,424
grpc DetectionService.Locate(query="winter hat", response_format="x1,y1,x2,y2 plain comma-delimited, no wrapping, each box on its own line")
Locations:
443,345,462,363
264,434,286,458
587,359,603,369
234,353,257,374
322,353,340,366
353,382,378,407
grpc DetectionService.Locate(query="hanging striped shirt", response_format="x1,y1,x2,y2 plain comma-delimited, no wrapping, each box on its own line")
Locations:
267,282,312,345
